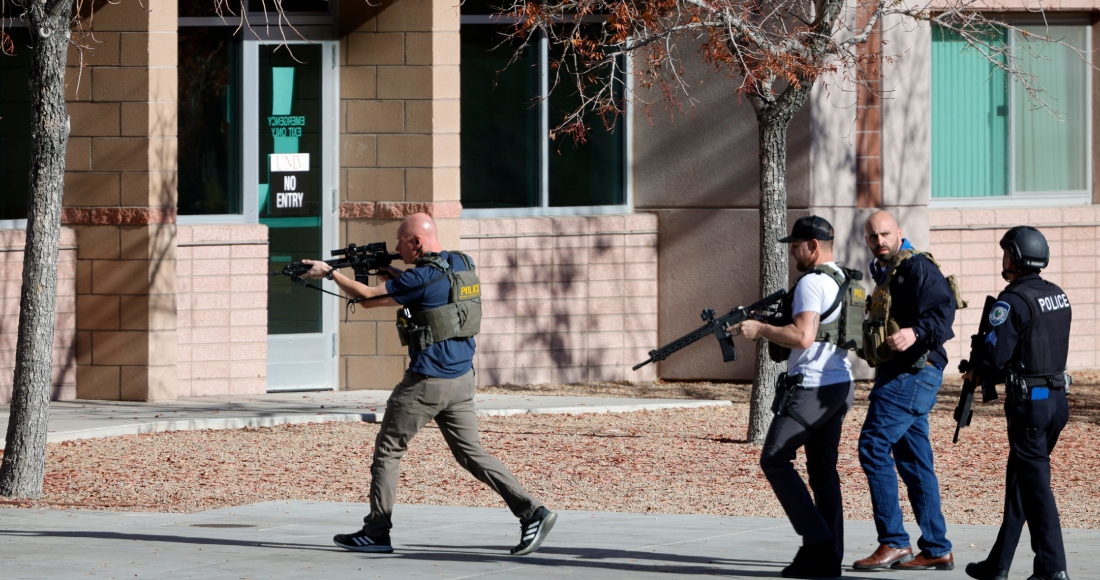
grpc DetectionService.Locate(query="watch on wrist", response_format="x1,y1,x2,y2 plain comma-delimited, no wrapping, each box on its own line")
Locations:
325,268,335,281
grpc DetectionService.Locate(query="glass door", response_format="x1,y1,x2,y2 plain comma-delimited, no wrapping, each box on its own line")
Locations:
244,40,339,391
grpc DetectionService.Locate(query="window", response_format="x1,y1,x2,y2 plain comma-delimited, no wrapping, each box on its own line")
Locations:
178,27,241,216
0,29,32,223
931,24,1091,205
460,3,629,215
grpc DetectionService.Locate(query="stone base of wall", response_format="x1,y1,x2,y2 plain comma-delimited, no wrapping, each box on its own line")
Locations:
458,214,659,386
930,206,1098,370
0,229,78,404
176,225,269,397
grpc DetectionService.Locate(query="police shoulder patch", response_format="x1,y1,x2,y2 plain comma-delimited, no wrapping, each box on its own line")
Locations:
989,301,1011,326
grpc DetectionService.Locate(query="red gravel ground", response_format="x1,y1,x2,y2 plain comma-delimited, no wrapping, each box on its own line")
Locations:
2,376,1099,530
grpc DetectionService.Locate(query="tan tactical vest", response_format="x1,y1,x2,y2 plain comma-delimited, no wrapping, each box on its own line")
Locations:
767,265,867,362
860,250,967,367
395,252,482,350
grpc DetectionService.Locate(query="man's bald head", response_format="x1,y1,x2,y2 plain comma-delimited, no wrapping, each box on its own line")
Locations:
864,210,904,264
395,213,443,262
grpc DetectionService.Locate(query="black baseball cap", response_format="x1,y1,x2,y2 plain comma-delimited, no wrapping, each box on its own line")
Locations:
778,215,834,243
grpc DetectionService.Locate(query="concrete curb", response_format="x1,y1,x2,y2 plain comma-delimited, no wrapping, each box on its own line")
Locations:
475,399,733,417
40,399,733,444
45,413,383,444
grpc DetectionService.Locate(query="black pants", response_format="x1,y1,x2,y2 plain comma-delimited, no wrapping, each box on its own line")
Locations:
760,380,854,558
987,388,1069,575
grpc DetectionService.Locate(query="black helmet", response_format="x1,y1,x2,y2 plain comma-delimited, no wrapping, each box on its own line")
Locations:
1000,226,1049,271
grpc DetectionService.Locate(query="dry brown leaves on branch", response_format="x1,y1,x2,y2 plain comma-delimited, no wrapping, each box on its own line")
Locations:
3,381,1099,529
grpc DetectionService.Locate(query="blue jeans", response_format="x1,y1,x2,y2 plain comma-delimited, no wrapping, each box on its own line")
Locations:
858,364,952,557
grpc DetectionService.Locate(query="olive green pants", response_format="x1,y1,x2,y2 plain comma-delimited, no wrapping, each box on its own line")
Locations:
364,369,542,533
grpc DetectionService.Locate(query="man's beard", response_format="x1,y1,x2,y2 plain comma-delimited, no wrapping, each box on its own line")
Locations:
875,244,897,264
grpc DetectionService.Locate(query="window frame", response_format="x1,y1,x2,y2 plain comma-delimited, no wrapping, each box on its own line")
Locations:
177,12,338,226
459,14,633,218
930,17,1093,209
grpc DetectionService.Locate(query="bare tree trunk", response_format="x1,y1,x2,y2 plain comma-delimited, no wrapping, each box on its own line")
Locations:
745,83,814,444
0,2,72,498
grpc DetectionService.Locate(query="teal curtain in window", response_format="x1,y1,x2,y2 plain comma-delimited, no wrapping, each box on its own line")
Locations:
1014,25,1089,192
931,27,1008,198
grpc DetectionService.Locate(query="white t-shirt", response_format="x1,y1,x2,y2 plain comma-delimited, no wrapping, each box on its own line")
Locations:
787,262,853,388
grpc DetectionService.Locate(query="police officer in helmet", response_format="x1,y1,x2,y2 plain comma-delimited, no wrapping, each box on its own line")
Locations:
964,226,1072,580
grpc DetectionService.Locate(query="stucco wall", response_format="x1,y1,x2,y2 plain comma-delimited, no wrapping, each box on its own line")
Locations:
175,225,268,397
632,52,812,381
0,229,78,403
457,215,659,385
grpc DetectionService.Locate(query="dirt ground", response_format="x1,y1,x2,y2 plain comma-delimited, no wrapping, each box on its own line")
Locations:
3,371,1098,530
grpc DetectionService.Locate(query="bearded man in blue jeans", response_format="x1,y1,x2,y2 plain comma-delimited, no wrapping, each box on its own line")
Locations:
854,210,957,571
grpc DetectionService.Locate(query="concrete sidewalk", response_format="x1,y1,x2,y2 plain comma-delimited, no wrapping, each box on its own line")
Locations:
2,501,1097,579
1,390,731,444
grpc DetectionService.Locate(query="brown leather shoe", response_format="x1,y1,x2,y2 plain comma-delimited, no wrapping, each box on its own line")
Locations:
893,550,955,570
853,544,914,569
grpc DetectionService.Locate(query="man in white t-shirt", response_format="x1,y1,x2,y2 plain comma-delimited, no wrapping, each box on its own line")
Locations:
731,215,855,579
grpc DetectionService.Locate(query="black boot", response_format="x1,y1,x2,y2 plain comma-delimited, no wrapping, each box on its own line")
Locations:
965,561,1009,580
1027,572,1070,580
782,539,841,579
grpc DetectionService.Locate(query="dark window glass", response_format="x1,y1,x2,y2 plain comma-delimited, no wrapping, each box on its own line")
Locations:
178,27,241,215
0,29,32,220
548,37,625,207
460,26,539,209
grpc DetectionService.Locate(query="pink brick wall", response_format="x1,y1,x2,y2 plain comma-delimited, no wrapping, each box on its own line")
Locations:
176,225,269,397
929,206,1099,371
459,214,659,386
0,228,78,403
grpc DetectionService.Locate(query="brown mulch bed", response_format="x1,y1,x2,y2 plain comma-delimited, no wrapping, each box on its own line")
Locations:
2,372,1098,530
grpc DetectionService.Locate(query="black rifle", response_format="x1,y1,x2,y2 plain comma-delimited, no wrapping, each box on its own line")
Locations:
953,295,997,443
633,290,786,370
271,242,400,285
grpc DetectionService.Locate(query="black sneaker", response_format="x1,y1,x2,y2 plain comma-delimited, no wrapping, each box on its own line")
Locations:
333,527,394,553
510,507,557,556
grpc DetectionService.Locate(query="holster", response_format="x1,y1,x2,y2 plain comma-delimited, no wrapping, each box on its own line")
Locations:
771,372,806,426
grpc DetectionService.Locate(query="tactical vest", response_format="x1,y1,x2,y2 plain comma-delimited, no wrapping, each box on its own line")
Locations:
860,250,967,367
1001,276,1072,378
767,264,867,362
395,252,482,350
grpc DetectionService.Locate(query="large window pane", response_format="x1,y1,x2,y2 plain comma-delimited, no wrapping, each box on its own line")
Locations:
547,49,625,207
1014,25,1088,192
0,30,32,220
461,26,540,209
931,27,1008,198
178,27,241,215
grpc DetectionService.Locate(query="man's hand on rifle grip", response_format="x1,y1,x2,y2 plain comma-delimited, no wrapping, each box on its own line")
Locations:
729,319,765,341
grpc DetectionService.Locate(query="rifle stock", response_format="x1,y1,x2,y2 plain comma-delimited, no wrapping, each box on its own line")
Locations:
633,290,786,371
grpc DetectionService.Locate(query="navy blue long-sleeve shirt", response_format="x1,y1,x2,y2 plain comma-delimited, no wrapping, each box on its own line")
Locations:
872,252,957,373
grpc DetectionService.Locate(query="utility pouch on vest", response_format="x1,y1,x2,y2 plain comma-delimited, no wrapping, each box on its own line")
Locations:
813,266,866,351
394,252,483,350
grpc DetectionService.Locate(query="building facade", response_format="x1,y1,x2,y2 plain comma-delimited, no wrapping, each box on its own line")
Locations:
0,0,1095,402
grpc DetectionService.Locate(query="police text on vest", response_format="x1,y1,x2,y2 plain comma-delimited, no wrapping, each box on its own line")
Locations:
1037,293,1070,313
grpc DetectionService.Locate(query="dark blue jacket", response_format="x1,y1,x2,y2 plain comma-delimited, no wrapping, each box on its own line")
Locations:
871,252,957,373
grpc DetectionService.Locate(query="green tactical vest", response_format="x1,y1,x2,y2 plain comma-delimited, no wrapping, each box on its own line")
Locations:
767,265,867,362
395,251,482,350
859,249,967,367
